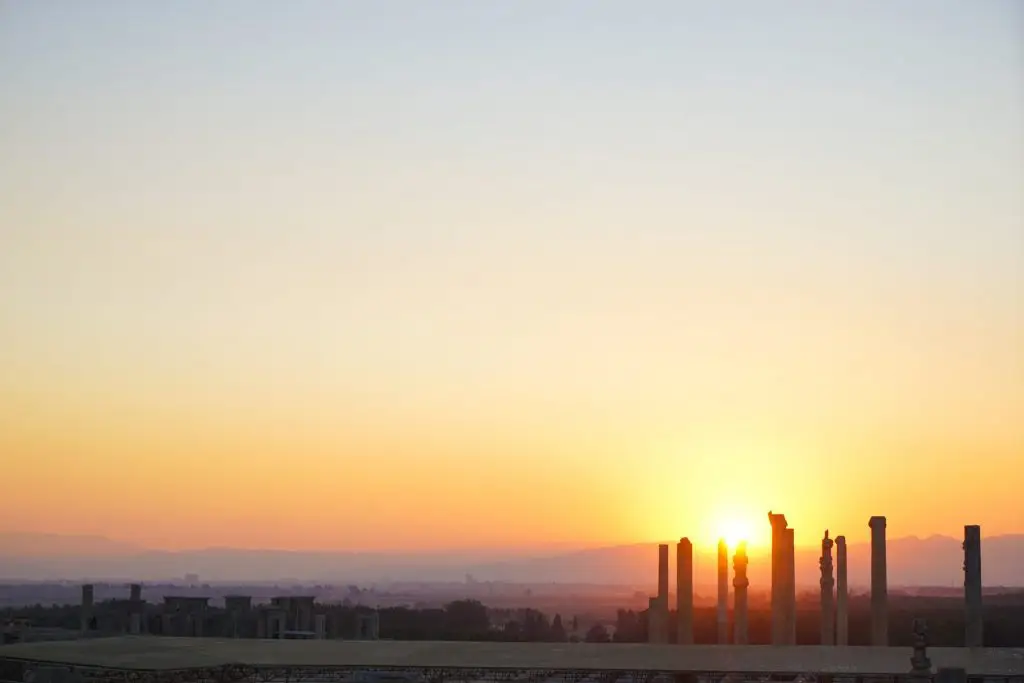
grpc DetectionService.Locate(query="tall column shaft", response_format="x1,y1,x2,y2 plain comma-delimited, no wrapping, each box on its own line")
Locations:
733,541,749,645
654,543,669,643
658,543,669,606
869,515,888,645
964,525,983,647
836,535,848,646
783,527,796,644
717,539,729,643
676,538,694,644
768,512,788,645
820,531,835,645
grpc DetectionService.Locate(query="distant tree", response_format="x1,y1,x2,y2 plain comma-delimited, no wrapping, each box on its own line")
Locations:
551,613,566,641
585,623,611,643
521,608,550,641
443,599,490,639
503,620,522,640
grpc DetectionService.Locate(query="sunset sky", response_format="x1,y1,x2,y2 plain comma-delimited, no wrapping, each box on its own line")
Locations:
1,1,1021,555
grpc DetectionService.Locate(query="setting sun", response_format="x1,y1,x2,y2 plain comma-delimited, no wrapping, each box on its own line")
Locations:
717,518,754,551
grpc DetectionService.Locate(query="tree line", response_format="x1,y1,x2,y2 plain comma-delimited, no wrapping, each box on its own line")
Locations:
3,596,1023,646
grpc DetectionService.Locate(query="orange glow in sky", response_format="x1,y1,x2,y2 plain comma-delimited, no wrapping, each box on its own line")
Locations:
1,2,1022,554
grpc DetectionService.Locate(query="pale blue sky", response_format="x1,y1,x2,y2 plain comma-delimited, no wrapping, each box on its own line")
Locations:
1,1,1022,548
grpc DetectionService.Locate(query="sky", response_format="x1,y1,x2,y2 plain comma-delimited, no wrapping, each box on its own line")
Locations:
1,1,1021,555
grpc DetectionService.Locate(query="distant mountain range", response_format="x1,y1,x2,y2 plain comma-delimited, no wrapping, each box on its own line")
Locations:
1,532,1022,588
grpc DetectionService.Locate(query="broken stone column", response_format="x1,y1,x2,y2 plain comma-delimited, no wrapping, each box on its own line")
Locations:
647,596,663,643
820,530,835,645
80,584,94,634
963,525,983,648
314,613,327,640
128,584,143,634
869,515,888,645
836,535,848,646
368,610,380,639
676,537,694,645
717,539,729,643
910,618,932,674
783,527,796,644
768,511,789,645
733,541,749,645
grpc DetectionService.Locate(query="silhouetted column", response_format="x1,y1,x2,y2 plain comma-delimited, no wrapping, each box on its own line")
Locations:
768,512,788,645
869,515,888,645
647,596,663,643
129,613,141,635
964,525,983,647
783,527,796,644
717,539,729,643
654,543,669,643
80,584,94,633
658,543,669,605
820,531,835,645
733,541,749,645
836,535,848,646
676,538,694,645
314,613,327,640
130,584,141,601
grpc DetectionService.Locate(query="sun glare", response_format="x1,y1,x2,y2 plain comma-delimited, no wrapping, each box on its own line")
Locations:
717,517,755,551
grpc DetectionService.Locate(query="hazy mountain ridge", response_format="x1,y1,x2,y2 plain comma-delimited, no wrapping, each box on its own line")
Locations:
1,532,1022,587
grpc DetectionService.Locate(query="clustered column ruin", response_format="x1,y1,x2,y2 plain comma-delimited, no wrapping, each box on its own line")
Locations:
717,539,729,644
819,531,835,645
963,524,983,648
835,535,848,646
732,541,749,644
676,537,694,645
657,513,978,649
869,515,888,645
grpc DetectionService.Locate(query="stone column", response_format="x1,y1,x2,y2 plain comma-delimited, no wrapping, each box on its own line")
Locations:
676,537,694,644
733,541,749,645
647,596,663,643
80,584,94,633
869,515,888,645
314,613,327,640
658,543,669,604
717,539,729,643
655,543,669,643
783,527,796,644
129,584,143,634
963,525,983,647
768,511,789,645
819,531,835,645
369,610,380,639
836,535,848,646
